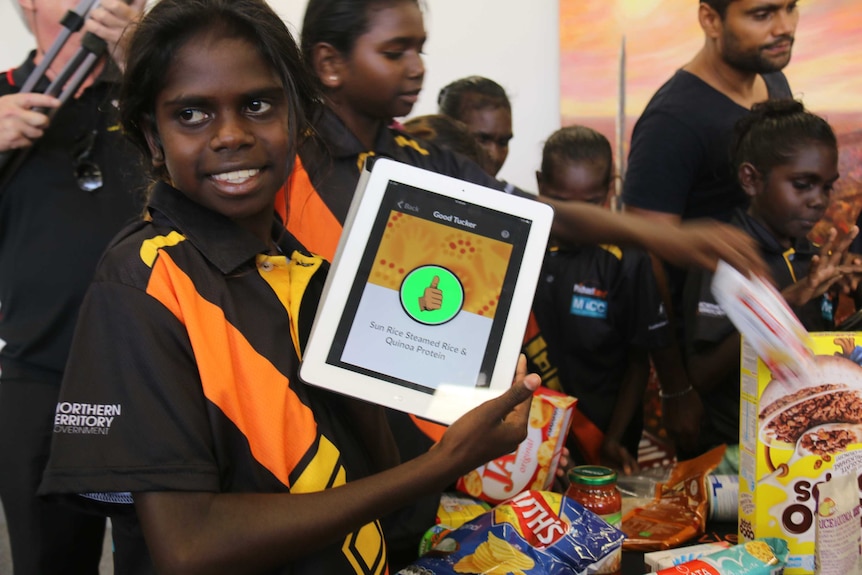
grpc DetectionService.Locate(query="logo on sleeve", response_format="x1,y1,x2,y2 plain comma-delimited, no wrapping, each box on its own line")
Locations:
570,283,608,319
54,402,121,436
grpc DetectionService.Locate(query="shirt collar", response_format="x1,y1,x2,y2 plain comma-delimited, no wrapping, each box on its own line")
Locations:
146,181,302,275
311,107,400,160
732,208,817,256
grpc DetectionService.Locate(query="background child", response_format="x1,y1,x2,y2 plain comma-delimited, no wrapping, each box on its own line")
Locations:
401,113,495,175
683,98,861,457
532,125,673,474
38,1,540,572
437,75,513,178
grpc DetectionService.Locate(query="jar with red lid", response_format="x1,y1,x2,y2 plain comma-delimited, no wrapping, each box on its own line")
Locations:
566,465,623,575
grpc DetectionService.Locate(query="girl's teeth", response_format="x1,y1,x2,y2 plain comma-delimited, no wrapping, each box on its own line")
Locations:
213,169,259,183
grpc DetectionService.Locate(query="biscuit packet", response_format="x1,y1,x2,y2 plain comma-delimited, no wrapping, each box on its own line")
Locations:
621,445,725,551
398,490,625,575
655,538,788,575
815,472,862,574
456,387,576,504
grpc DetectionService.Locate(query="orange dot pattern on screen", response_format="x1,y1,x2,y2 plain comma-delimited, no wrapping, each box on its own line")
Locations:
369,211,512,317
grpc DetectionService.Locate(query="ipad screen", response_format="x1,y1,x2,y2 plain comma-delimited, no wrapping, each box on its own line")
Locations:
327,180,532,394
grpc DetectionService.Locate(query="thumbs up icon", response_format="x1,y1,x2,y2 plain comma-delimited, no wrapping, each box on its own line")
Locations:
419,275,443,311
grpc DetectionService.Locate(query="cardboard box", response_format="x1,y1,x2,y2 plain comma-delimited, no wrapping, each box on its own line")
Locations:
456,387,575,504
643,541,731,572
739,333,862,574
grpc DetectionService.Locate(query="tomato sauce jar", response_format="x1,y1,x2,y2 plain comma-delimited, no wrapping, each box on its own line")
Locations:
566,465,623,575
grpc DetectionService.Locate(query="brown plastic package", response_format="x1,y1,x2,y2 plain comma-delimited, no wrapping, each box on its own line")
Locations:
621,445,726,551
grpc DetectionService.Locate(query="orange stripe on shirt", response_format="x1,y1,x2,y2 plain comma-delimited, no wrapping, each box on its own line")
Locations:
276,156,343,262
145,251,318,487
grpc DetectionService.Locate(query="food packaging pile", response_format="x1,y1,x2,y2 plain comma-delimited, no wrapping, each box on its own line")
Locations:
397,490,624,575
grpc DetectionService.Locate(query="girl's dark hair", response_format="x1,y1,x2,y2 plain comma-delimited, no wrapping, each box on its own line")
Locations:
301,0,419,74
541,125,613,189
732,99,837,178
119,0,320,181
402,114,494,174
437,76,511,120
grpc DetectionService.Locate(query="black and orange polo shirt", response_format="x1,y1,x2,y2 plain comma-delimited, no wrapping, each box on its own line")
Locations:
41,182,388,575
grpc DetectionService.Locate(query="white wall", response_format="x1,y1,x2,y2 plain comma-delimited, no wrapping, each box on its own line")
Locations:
0,0,559,190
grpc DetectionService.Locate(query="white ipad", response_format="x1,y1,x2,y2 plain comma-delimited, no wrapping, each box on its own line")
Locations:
299,157,553,425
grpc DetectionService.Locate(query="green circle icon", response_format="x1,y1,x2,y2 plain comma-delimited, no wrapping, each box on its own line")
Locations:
400,265,464,325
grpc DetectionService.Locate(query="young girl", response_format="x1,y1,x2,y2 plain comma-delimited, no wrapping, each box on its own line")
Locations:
38,1,541,573
532,126,672,475
683,98,861,456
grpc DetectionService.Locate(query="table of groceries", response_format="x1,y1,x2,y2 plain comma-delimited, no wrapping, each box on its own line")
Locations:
396,263,862,574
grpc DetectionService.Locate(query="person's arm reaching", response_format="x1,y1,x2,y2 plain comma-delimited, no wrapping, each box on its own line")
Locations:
601,348,649,475
135,357,540,575
540,197,768,278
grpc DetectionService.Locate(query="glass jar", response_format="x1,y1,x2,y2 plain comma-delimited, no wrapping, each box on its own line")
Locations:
566,465,622,526
566,465,623,575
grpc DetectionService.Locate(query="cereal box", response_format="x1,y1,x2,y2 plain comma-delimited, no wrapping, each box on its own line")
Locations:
456,387,576,504
739,333,862,574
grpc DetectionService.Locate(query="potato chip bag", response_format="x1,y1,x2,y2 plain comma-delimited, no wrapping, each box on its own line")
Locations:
455,388,576,504
397,490,625,575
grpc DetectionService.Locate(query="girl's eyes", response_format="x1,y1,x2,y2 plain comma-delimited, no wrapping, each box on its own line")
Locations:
178,108,207,125
246,99,272,115
175,100,272,124
383,51,404,60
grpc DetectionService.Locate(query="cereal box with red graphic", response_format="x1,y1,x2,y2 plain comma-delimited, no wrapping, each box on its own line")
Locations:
456,387,576,504
739,333,862,574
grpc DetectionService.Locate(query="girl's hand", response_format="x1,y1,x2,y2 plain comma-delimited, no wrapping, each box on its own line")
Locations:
601,438,640,476
837,229,862,295
783,227,862,307
435,355,539,476
661,390,704,455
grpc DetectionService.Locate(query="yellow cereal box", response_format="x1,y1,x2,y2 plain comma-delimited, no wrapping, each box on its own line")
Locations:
456,387,576,504
739,333,862,574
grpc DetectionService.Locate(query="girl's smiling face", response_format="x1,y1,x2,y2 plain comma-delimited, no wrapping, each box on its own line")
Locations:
746,142,839,247
145,30,290,241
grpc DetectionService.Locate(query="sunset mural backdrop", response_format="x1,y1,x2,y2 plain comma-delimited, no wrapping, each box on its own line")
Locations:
560,0,862,237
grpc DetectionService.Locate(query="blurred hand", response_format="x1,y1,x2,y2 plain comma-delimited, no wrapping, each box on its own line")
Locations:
0,92,60,152
83,0,147,72
783,227,862,307
661,390,704,456
601,438,640,476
